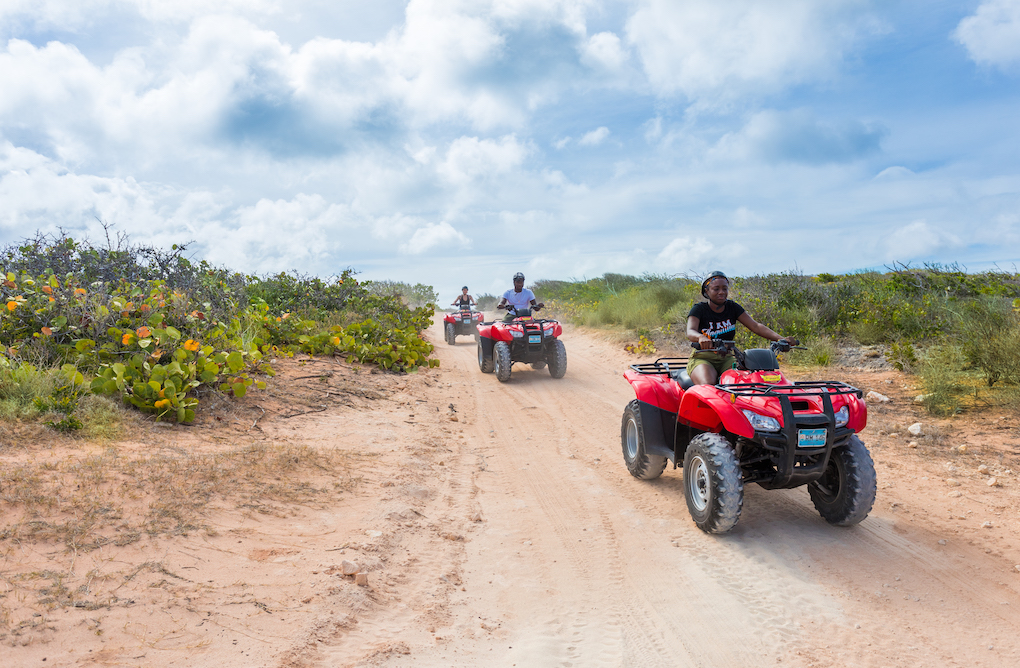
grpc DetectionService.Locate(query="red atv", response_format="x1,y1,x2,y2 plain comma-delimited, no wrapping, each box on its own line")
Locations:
443,306,484,345
476,305,566,382
622,340,875,534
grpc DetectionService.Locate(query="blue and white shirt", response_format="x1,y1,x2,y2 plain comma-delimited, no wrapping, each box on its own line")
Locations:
502,288,536,310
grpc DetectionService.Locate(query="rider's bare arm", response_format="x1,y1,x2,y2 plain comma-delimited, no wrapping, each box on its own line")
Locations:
686,316,713,347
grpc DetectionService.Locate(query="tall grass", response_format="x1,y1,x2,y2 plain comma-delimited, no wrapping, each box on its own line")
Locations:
537,266,1020,415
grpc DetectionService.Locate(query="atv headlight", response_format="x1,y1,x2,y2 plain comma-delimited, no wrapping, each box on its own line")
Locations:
742,410,781,433
511,330,524,338
834,405,849,428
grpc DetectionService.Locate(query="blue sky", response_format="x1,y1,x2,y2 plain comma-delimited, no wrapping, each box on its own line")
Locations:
0,0,1018,302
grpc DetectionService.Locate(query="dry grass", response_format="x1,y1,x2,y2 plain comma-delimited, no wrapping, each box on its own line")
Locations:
0,441,362,553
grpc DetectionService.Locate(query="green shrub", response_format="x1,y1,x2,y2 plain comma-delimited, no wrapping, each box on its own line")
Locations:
886,341,918,371
476,293,497,310
949,296,1020,387
917,345,966,416
790,337,836,367
365,280,438,308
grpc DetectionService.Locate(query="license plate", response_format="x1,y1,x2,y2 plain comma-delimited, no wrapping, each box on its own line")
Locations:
798,428,827,447
461,317,471,323
528,335,541,344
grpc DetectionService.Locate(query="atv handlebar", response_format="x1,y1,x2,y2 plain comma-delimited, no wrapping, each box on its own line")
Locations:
691,339,803,354
502,303,543,313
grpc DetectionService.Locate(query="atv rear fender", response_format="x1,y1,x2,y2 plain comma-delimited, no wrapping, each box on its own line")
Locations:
623,369,681,414
678,385,754,438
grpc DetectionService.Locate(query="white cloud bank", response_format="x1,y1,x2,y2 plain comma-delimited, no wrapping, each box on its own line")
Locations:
0,0,1017,298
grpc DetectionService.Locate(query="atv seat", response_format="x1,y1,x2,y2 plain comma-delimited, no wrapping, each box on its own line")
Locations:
743,348,779,371
669,368,695,390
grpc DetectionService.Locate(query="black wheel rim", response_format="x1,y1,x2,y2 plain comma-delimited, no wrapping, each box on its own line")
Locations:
687,455,710,512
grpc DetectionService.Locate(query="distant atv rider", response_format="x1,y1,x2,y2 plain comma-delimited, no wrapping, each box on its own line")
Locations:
686,271,797,385
497,272,544,322
452,286,476,308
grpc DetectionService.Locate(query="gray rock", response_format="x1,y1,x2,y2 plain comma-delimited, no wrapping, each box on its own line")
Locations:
866,391,891,403
907,422,923,436
341,560,359,575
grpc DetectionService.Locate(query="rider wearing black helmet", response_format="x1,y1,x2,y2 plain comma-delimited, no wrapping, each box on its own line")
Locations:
686,271,797,385
452,286,476,308
497,272,544,322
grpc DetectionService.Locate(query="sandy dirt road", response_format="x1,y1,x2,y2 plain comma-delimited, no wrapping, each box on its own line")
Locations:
371,318,1020,668
3,317,1019,667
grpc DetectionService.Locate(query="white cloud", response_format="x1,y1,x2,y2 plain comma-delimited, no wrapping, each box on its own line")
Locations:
437,134,529,185
954,0,1020,70
578,126,609,146
0,141,163,232
625,0,880,104
581,31,628,71
656,236,715,272
882,220,964,262
200,193,358,271
399,220,470,254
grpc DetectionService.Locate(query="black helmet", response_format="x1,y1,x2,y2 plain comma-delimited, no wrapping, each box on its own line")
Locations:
701,270,729,298
513,272,525,282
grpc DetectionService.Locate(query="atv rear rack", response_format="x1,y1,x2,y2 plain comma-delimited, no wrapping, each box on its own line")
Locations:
629,357,690,374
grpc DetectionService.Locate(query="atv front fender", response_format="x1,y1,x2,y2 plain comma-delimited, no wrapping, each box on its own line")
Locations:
476,323,513,342
846,393,867,432
678,385,754,438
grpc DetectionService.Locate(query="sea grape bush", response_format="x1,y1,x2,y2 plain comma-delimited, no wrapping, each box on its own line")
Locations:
0,232,437,427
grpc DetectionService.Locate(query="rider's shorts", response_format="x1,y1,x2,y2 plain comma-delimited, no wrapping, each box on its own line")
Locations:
687,351,736,376
501,311,516,322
